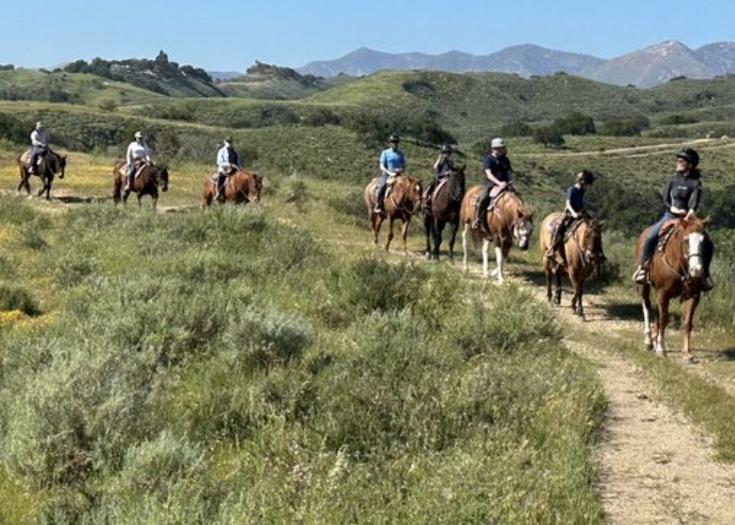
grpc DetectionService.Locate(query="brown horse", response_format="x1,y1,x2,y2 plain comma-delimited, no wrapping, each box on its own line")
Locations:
202,169,263,206
460,186,534,282
18,149,67,200
364,174,423,254
540,213,605,318
112,161,169,209
423,165,466,261
635,215,712,360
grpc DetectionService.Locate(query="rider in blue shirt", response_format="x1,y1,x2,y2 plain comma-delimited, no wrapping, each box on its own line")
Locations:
374,135,406,213
473,138,513,230
546,171,595,262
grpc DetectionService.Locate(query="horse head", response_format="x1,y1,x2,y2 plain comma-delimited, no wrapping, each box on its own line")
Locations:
580,219,605,266
157,166,169,192
680,215,711,279
56,153,67,179
248,172,263,203
512,206,534,250
402,175,423,214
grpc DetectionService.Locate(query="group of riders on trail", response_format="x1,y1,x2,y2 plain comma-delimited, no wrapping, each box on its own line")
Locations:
369,133,714,292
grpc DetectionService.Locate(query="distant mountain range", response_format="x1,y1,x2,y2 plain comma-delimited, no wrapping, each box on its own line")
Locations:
298,41,735,88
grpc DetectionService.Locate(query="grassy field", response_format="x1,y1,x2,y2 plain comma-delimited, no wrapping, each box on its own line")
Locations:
2,65,735,522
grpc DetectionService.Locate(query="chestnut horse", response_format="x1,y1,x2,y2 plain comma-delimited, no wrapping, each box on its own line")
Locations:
18,149,67,200
635,215,712,360
460,187,534,282
539,213,604,318
112,161,169,209
424,165,466,261
203,169,263,206
364,175,423,254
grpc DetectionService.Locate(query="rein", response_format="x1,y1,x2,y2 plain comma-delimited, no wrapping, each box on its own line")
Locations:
657,227,691,282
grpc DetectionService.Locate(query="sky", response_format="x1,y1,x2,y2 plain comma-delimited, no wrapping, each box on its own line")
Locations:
1,0,733,71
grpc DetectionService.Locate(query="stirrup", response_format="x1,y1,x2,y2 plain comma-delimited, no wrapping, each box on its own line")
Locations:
632,266,648,283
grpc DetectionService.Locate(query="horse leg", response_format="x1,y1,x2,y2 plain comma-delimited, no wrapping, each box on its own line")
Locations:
152,195,158,211
45,176,52,200
18,169,30,194
640,284,653,349
545,263,553,303
400,218,411,255
37,177,47,198
555,266,563,305
424,216,432,260
481,239,491,278
654,291,670,356
448,219,460,261
385,217,394,253
681,295,700,362
573,275,585,319
433,220,443,260
462,223,470,272
370,213,380,245
494,244,504,283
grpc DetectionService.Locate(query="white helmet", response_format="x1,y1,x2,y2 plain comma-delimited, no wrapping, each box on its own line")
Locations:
35,121,43,129
491,137,506,149
134,131,143,139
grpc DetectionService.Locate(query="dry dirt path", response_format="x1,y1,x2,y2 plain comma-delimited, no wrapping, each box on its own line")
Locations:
515,137,734,159
509,268,735,524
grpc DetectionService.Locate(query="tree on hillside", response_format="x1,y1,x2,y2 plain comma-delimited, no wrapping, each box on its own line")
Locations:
499,120,532,137
553,112,596,135
533,125,565,148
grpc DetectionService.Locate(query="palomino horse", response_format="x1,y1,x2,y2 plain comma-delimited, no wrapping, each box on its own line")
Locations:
424,165,466,261
18,149,67,200
364,174,423,254
202,169,263,206
635,215,713,360
460,187,534,282
112,161,169,209
539,213,604,318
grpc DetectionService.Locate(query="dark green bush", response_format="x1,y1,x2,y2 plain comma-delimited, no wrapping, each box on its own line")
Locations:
0,283,40,315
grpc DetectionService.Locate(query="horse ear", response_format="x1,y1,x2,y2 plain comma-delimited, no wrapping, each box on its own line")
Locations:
703,216,712,227
597,220,606,230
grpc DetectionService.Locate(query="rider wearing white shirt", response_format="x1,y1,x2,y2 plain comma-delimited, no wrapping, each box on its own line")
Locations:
28,122,50,174
125,131,151,190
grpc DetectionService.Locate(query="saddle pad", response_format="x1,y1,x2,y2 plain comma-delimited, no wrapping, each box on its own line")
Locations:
656,220,680,252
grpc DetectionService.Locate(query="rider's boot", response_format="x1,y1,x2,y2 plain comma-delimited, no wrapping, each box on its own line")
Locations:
124,174,133,192
632,264,648,284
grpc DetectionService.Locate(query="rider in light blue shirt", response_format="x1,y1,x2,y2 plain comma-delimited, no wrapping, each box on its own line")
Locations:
375,134,406,212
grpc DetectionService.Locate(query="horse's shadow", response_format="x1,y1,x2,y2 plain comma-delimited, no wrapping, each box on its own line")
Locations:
598,302,643,322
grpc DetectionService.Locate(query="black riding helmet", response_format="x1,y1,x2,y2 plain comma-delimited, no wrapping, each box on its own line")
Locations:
576,170,595,185
388,134,400,144
440,144,452,154
676,147,700,168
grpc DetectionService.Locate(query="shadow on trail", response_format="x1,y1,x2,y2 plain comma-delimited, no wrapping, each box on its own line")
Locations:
598,301,643,322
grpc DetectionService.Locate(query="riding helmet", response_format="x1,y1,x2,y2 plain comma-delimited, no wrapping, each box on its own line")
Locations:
676,148,699,167
576,170,595,184
440,144,453,154
388,134,400,143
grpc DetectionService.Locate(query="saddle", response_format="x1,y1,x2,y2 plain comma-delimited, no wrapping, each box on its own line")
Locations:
548,217,584,243
431,176,450,202
21,149,48,168
656,220,679,252
375,173,403,202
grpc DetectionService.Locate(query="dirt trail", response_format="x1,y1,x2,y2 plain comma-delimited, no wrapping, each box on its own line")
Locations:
515,137,734,159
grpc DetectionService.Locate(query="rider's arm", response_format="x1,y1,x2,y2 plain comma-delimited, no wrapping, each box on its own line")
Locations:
687,180,702,215
144,145,151,163
565,199,579,219
484,168,503,186
433,156,443,172
126,144,134,166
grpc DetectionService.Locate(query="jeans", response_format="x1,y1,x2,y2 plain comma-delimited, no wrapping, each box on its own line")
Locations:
375,174,389,208
29,145,47,170
640,212,676,264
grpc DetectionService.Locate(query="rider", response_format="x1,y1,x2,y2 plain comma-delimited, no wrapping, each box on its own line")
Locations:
423,144,454,211
545,170,595,263
374,134,406,213
215,137,241,202
125,131,151,191
28,121,49,174
632,148,713,290
473,137,513,231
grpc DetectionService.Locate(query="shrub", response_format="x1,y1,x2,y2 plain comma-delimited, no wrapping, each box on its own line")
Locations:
0,283,40,316
499,120,532,137
553,112,596,135
533,125,565,147
599,115,650,136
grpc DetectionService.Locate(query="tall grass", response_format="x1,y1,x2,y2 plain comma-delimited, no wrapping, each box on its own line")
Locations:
0,204,606,523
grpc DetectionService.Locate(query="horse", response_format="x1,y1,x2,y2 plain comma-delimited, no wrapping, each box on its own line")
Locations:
539,213,605,318
364,174,423,254
112,161,169,210
17,149,67,200
635,215,712,361
202,169,263,206
459,186,534,282
423,165,466,261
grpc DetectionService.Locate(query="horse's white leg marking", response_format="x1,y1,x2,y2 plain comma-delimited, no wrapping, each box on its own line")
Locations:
482,239,490,279
494,246,504,283
642,299,652,347
462,223,469,272
688,232,704,276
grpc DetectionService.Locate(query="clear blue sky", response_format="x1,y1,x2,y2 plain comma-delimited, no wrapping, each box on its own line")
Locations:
2,0,733,71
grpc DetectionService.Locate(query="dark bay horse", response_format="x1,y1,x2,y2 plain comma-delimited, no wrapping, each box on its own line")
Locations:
364,174,423,254
460,187,534,282
424,165,466,261
17,149,67,200
635,215,712,360
540,213,604,318
112,161,169,210
202,169,263,206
